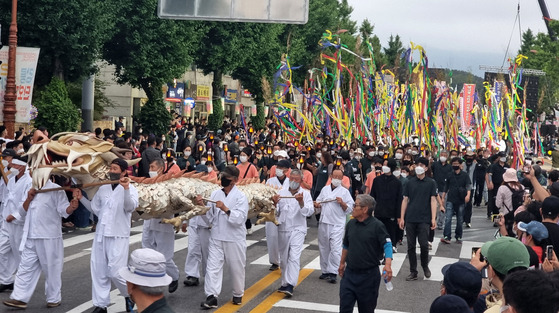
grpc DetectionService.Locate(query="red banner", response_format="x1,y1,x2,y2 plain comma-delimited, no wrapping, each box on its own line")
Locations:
461,84,476,131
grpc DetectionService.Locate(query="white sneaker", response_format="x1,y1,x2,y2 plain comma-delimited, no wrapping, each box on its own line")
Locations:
392,246,397,253
247,228,253,235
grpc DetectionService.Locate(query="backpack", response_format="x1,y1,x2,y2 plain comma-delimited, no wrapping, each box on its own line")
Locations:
503,185,524,236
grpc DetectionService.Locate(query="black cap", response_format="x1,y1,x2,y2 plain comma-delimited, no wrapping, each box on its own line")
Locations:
195,164,208,173
441,262,482,297
277,159,291,169
542,196,559,216
430,295,470,313
111,158,128,172
1,149,17,158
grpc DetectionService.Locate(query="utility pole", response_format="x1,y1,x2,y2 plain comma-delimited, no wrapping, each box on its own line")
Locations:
2,0,17,139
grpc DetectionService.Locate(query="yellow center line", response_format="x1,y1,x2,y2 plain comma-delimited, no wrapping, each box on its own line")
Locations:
249,268,314,313
214,269,282,313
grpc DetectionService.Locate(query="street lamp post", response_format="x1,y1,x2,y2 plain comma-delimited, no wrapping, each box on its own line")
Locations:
3,0,18,139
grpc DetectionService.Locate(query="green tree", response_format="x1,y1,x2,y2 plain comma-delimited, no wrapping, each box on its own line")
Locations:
359,19,385,69
0,0,114,87
384,34,405,69
34,78,81,134
101,0,203,134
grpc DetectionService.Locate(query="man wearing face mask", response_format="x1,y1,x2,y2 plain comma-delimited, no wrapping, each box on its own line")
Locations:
314,169,355,284
361,146,375,176
399,157,437,281
264,160,292,271
141,159,180,294
269,150,290,179
73,158,139,313
272,169,314,297
365,157,383,195
340,152,355,195
394,147,404,166
440,157,472,244
0,155,32,293
486,152,508,219
196,166,249,309
370,158,402,252
473,149,489,207
462,151,477,228
431,150,452,230
350,149,364,196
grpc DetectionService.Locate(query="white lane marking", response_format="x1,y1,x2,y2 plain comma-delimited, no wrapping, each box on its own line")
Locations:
423,256,459,281
303,256,321,270
459,240,485,259
274,299,409,313
65,289,120,313
62,225,143,248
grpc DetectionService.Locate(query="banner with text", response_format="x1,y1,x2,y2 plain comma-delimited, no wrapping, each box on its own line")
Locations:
0,47,41,123
461,83,476,131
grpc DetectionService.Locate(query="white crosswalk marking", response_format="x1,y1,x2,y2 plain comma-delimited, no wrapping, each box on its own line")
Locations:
459,240,485,259
423,256,460,281
251,244,310,265
274,299,410,313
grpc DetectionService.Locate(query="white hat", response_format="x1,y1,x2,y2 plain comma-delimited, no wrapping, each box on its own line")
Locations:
119,248,172,287
355,148,363,155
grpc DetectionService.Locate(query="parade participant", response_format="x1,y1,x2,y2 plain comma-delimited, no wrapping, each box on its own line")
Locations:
183,164,212,287
3,176,79,309
370,158,402,252
462,150,476,228
273,169,314,296
360,146,375,176
350,148,364,195
162,149,181,174
119,249,175,313
269,150,290,178
237,147,258,235
265,159,292,271
312,152,333,200
0,156,32,293
364,157,383,194
339,194,392,313
473,149,489,207
197,166,249,309
399,157,437,281
441,157,472,244
431,150,452,230
74,158,139,313
142,159,180,293
314,169,355,284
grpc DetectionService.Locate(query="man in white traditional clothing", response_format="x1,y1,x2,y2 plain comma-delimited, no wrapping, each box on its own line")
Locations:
3,175,79,309
273,169,314,297
183,164,212,287
197,165,249,309
74,158,139,313
141,159,179,293
264,159,292,271
0,155,32,293
314,169,354,284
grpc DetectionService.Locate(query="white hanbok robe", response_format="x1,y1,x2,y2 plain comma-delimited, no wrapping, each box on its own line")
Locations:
265,176,290,266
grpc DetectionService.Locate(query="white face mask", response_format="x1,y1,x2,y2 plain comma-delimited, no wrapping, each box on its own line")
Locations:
289,181,300,190
276,169,284,177
407,149,412,154
411,151,419,156
201,160,207,165
395,153,403,160
316,152,322,159
401,172,408,178
500,157,507,163
331,178,342,187
240,156,248,163
149,171,158,178
273,150,280,156
10,168,20,177
368,151,375,157
440,156,447,163
1,160,8,168
207,167,213,173
16,149,24,155
415,166,425,175
382,166,391,174
378,151,384,156
355,156,362,161
393,170,401,177
184,151,191,157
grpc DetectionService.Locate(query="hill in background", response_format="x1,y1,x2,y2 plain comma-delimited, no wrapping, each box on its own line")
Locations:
428,68,485,91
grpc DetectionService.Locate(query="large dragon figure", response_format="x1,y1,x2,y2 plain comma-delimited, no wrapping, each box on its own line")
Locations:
26,132,280,229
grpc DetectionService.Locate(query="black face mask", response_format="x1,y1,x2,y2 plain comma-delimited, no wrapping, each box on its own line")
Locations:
375,166,382,171
465,158,473,163
221,176,232,187
452,165,460,171
403,160,412,166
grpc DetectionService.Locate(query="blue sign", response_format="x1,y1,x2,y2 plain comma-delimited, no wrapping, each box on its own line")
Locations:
184,97,195,109
167,82,185,99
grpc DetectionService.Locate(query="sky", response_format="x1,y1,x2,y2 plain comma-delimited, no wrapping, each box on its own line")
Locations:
347,0,558,76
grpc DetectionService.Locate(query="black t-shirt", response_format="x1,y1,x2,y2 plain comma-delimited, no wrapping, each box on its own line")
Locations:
432,161,452,191
343,216,390,270
444,171,472,205
403,176,438,224
488,162,508,186
543,221,559,257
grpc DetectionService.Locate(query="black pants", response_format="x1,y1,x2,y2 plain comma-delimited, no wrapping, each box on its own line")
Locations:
377,217,397,246
487,188,498,217
245,218,252,229
464,195,473,224
339,267,380,313
406,222,430,274
474,177,485,206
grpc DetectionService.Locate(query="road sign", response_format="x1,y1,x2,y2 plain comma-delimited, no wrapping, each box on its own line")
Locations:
158,0,309,24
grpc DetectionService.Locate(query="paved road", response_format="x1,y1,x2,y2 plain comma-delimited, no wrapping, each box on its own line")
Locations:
0,205,497,313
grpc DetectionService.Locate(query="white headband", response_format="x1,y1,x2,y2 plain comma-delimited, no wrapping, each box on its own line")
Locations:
11,159,27,166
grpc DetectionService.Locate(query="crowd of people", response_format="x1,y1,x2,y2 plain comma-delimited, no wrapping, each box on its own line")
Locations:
1,115,559,313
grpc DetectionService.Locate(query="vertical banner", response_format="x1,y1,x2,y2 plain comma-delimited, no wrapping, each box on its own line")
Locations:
0,47,41,123
461,84,476,131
